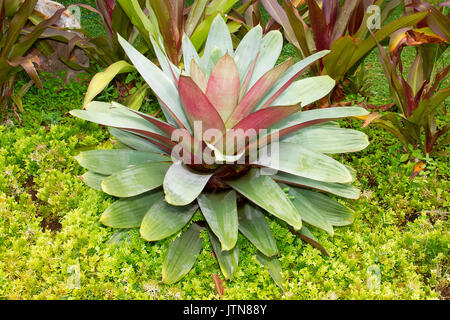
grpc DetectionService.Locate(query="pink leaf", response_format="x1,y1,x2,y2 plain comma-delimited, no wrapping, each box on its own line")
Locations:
226,58,294,128
179,75,226,141
206,54,240,122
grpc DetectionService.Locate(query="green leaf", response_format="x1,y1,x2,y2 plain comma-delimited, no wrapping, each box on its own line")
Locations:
116,0,156,47
101,162,171,197
271,106,369,132
100,190,163,228
79,171,107,191
198,190,238,251
273,172,360,199
185,0,209,37
255,50,331,110
227,168,302,230
234,25,262,85
71,102,164,135
162,223,204,284
182,33,201,75
256,251,285,291
410,87,450,126
208,231,239,280
75,149,170,175
286,185,334,235
140,201,198,241
255,142,354,183
83,61,135,108
293,188,354,226
271,76,335,107
117,34,191,130
282,126,369,153
163,163,213,206
247,31,283,90
201,15,234,71
109,128,167,153
237,203,278,257
2,0,38,57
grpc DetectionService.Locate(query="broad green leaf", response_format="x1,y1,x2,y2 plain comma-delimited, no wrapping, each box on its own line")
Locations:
282,126,369,153
185,0,209,37
255,50,331,110
190,12,218,51
80,171,106,191
163,163,213,206
116,0,156,46
234,25,262,85
182,33,201,75
294,188,354,226
227,168,302,230
71,107,162,135
102,162,171,197
150,37,180,81
255,142,354,183
238,203,278,257
205,0,239,15
256,251,286,291
201,15,234,71
271,107,370,132
109,128,167,153
198,190,238,251
100,190,163,228
271,76,335,107
117,34,191,130
410,87,450,126
247,31,283,90
2,0,38,57
407,54,424,96
83,61,135,108
75,149,170,175
162,223,203,284
273,171,360,199
209,231,239,280
140,201,198,241
285,185,334,235
123,83,150,110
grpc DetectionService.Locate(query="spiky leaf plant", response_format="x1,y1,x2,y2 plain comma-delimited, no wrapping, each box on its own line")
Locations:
71,16,369,285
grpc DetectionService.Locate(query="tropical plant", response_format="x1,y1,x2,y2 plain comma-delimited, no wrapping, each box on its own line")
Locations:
0,0,65,121
82,0,254,109
260,0,429,85
364,26,449,155
70,16,370,286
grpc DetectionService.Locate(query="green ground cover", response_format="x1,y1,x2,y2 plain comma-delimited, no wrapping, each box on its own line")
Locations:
0,2,448,300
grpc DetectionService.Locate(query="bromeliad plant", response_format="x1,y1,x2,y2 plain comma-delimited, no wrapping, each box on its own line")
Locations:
71,16,370,286
364,27,449,155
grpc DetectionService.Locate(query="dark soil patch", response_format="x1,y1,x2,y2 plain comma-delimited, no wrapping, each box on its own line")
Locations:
40,217,62,233
22,176,62,233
